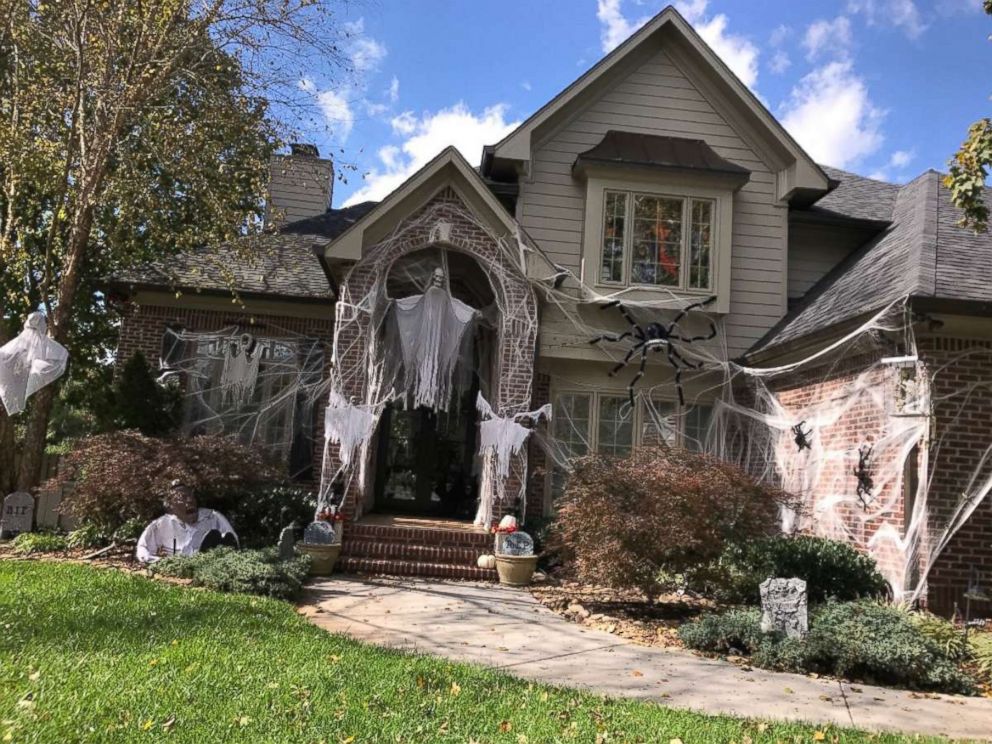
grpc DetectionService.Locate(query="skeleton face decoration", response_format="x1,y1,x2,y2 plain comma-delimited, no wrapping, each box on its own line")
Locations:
431,267,445,289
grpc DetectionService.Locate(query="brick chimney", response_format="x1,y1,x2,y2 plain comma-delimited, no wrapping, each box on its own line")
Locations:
265,143,334,228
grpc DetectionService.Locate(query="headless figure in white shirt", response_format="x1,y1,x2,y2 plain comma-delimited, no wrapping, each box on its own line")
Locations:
136,481,238,563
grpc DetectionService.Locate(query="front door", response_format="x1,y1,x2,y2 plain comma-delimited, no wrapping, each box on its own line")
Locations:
373,387,479,517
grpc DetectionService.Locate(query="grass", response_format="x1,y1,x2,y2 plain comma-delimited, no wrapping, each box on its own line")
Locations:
0,562,935,744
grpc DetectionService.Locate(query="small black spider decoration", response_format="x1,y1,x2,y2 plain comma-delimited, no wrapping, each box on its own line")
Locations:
854,444,875,509
792,421,813,452
588,296,718,407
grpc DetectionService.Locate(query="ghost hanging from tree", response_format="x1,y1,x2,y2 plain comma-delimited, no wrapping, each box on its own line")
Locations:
0,312,69,416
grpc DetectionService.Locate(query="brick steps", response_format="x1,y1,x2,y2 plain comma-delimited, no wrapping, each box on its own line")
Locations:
338,519,497,582
337,556,497,581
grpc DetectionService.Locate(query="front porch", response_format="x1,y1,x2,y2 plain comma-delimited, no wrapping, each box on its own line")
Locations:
338,513,496,581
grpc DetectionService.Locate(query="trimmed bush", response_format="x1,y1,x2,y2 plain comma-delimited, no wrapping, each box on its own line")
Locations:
910,613,971,662
66,523,109,550
11,532,69,555
699,535,888,605
53,431,282,533
679,601,976,694
550,447,797,599
201,485,317,549
970,633,992,686
152,547,311,600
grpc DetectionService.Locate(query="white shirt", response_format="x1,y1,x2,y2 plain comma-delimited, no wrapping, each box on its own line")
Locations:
136,509,237,563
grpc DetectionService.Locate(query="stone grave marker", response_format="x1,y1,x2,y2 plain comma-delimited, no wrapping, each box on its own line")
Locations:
499,531,534,557
0,492,34,539
278,522,298,560
760,577,808,640
303,520,336,545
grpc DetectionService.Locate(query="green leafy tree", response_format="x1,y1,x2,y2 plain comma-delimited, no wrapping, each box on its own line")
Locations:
945,0,992,232
111,352,181,437
0,1,349,490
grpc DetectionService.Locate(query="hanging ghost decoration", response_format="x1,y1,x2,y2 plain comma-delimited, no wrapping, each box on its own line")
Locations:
391,267,477,411
323,391,378,470
474,392,551,527
219,333,260,407
0,312,69,416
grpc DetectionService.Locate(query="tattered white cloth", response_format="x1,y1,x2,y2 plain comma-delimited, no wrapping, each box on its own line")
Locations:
219,336,260,407
323,391,378,468
393,286,476,411
474,393,552,526
136,509,238,563
0,312,69,416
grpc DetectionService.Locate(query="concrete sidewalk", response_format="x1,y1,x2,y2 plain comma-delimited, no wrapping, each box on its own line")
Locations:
301,576,992,741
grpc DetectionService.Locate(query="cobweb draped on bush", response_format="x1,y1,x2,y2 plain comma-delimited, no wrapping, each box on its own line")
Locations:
160,325,328,479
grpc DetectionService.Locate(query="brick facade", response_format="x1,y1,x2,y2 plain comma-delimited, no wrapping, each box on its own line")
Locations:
115,299,334,479
918,337,992,615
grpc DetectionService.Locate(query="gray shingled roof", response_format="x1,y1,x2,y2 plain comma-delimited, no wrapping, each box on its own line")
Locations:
814,166,900,223
113,201,378,300
751,169,992,356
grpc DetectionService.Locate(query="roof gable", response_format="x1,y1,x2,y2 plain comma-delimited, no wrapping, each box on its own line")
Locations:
489,5,829,202
324,147,520,263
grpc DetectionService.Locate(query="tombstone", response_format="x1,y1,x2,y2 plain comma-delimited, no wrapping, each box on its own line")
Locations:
0,492,34,539
760,578,808,640
498,531,534,557
303,520,336,545
277,522,298,561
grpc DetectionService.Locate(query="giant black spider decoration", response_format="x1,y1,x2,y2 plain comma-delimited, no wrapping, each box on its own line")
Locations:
792,421,813,452
588,296,718,407
854,444,875,509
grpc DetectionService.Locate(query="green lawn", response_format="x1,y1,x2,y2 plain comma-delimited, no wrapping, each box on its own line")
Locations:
0,561,932,743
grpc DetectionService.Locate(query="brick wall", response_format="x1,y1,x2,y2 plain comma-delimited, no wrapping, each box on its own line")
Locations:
771,354,923,599
919,337,992,616
115,298,334,479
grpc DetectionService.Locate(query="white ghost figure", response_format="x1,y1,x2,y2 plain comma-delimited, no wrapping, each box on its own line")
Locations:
0,312,69,415
392,267,476,411
323,391,378,469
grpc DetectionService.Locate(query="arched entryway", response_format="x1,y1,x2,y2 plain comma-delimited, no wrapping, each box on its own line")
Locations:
322,188,539,525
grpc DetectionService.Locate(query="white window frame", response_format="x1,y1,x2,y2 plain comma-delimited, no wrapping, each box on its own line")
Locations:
581,172,733,313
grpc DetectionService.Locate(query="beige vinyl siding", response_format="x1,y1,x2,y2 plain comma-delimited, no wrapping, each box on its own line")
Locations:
518,47,787,356
787,223,868,301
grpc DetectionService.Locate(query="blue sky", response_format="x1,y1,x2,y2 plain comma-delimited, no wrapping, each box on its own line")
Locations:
304,0,992,208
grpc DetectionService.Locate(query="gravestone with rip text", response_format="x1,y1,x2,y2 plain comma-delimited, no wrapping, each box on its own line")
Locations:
0,492,34,539
760,577,808,640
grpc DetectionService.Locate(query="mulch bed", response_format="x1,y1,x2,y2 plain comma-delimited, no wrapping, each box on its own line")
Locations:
530,579,718,649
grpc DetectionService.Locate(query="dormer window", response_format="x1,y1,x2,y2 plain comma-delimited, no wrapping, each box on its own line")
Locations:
575,131,749,313
600,190,713,290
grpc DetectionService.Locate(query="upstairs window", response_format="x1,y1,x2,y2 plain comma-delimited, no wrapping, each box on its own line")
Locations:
599,190,714,291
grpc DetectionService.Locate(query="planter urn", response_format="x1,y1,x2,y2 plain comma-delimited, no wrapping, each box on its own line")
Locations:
297,542,342,576
495,554,539,586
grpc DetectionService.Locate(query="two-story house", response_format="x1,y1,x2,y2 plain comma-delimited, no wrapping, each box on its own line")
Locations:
112,7,992,613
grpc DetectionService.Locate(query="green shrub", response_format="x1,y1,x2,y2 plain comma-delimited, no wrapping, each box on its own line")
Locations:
970,633,992,685
677,608,764,655
152,547,311,601
11,532,69,555
910,613,970,662
66,523,109,550
200,485,317,549
679,601,976,694
699,536,888,605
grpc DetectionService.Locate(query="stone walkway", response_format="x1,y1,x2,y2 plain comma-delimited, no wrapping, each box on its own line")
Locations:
301,577,992,741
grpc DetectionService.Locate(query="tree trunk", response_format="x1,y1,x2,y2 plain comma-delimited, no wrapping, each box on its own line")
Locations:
0,316,14,493
17,203,96,490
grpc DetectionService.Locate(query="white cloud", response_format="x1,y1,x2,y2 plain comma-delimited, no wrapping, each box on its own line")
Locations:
343,18,388,72
344,103,521,206
596,0,651,53
779,60,885,168
769,24,790,47
803,17,853,61
521,80,532,91
388,76,400,103
769,49,791,74
675,0,760,89
315,89,355,142
889,149,915,169
847,0,927,38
